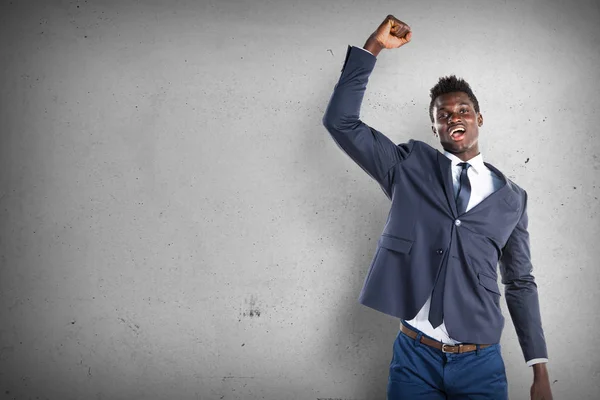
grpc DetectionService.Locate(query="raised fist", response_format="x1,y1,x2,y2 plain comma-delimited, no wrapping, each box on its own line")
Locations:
366,15,412,53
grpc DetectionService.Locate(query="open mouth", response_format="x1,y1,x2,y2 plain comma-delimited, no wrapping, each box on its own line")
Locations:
449,126,466,141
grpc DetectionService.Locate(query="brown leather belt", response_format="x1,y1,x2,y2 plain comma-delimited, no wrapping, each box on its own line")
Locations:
400,323,492,354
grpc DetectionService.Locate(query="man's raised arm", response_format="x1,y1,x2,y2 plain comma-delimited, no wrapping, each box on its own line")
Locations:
322,15,414,196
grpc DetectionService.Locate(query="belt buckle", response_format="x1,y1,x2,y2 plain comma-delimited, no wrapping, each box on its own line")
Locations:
441,344,453,353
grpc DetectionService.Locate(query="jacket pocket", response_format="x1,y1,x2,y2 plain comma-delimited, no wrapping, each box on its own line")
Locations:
478,272,501,295
378,234,413,254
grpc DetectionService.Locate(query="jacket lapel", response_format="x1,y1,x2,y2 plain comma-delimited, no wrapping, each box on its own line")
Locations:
483,161,519,211
436,152,458,217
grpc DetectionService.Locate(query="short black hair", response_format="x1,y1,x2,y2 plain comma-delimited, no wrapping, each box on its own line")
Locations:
429,75,480,122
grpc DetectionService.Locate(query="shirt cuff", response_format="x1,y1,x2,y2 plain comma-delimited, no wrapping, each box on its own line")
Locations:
354,46,374,57
526,358,548,367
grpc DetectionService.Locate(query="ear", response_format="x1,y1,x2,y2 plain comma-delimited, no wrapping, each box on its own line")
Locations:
431,125,437,136
477,113,484,127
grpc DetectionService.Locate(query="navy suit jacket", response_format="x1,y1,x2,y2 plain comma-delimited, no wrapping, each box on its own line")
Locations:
322,45,548,362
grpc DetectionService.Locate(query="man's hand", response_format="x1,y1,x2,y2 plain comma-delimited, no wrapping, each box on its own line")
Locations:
363,15,412,57
531,364,553,400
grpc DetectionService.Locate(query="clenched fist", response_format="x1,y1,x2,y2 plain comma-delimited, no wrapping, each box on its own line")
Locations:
364,15,412,56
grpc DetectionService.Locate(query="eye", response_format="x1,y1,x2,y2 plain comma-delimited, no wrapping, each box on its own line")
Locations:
460,108,468,113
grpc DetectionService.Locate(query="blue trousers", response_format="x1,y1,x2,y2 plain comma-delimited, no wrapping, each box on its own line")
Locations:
387,324,508,399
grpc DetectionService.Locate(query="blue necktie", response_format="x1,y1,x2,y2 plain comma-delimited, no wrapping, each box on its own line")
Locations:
428,162,472,328
456,162,472,215
428,249,449,328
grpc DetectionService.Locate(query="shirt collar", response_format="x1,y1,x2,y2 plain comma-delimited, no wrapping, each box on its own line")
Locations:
443,150,485,174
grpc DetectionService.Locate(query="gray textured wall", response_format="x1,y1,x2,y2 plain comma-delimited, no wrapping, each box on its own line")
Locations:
1,0,599,399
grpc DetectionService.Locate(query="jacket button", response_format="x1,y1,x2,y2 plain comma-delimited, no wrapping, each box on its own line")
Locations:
436,249,444,254
455,219,461,226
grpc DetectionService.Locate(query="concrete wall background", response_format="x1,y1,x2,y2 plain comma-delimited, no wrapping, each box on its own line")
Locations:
1,0,599,399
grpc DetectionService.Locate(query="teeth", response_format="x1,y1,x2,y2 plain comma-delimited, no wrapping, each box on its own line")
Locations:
451,128,465,135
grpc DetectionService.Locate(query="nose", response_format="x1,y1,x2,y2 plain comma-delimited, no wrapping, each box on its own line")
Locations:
448,112,461,124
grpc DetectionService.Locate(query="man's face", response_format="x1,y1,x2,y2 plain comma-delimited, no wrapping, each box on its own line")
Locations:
431,91,483,160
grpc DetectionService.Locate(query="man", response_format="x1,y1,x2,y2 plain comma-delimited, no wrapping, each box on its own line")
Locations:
322,15,553,400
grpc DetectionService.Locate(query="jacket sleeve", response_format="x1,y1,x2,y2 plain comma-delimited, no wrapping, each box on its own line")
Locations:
498,190,549,364
322,45,414,198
